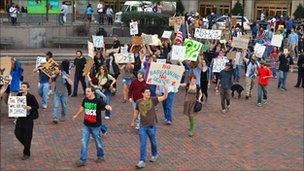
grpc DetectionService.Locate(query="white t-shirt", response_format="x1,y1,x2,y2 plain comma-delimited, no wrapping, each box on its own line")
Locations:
97,3,103,13
9,7,18,18
61,4,68,15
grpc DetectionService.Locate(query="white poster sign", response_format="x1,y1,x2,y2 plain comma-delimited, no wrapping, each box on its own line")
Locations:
114,53,135,64
156,59,167,64
161,31,172,39
121,46,128,54
8,96,27,117
271,34,283,47
212,57,229,73
171,45,186,61
254,43,266,58
88,41,94,58
130,21,139,36
194,28,222,40
92,35,104,48
36,56,46,69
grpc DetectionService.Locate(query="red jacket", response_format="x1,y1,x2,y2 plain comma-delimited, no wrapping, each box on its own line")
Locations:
258,66,272,86
128,79,147,102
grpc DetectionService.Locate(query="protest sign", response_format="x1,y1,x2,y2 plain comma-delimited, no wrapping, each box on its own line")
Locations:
130,21,139,35
156,59,166,64
230,17,237,26
142,34,153,45
131,36,144,45
271,34,283,47
114,53,135,64
221,29,231,41
194,28,222,40
146,62,185,87
92,35,104,48
169,16,185,26
183,39,203,61
231,37,249,49
41,58,59,77
83,58,94,75
88,41,94,58
36,56,47,69
227,51,237,60
254,43,266,58
161,31,172,39
0,57,12,85
121,46,128,54
201,43,210,52
212,57,229,73
8,96,27,117
171,45,186,61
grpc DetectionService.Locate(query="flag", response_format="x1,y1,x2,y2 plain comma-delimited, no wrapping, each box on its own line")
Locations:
175,24,186,45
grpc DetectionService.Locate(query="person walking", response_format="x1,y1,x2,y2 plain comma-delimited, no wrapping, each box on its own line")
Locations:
85,4,94,23
97,1,104,24
59,1,68,25
14,82,39,160
73,86,112,167
294,53,304,88
131,87,168,169
244,55,259,100
198,53,209,103
161,85,178,125
106,6,114,25
71,50,87,97
257,61,272,107
9,3,18,25
50,65,73,124
119,63,134,103
278,49,293,91
219,62,234,113
33,60,50,109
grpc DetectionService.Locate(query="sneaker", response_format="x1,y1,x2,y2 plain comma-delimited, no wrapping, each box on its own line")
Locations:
53,120,58,124
59,117,65,122
150,155,158,162
226,105,230,111
294,85,299,88
22,155,30,160
280,88,286,91
257,103,262,107
188,131,193,137
221,109,227,114
48,90,53,95
104,116,110,120
165,121,172,125
262,100,267,104
75,160,86,167
95,157,105,163
136,161,146,169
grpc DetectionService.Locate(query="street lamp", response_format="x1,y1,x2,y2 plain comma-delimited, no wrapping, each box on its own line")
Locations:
241,0,244,28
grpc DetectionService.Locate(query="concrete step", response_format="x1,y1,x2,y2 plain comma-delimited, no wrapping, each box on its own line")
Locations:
1,53,77,64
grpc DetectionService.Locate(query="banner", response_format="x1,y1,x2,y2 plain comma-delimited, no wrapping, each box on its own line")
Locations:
161,31,172,39
88,41,94,58
36,56,47,69
83,59,94,75
146,62,185,87
92,35,104,48
41,58,59,77
231,37,249,49
171,45,186,61
27,0,60,14
114,53,135,64
131,36,144,45
169,16,185,26
254,43,266,58
0,57,12,85
130,21,139,35
194,28,222,40
8,96,27,117
271,34,283,47
183,39,203,61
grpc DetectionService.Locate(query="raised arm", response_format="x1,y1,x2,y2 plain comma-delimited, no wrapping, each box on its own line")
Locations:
157,86,168,102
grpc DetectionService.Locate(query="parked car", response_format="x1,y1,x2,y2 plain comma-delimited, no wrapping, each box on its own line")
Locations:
212,15,251,30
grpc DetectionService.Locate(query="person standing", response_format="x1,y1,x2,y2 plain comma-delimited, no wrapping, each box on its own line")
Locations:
288,29,299,58
244,55,259,100
71,50,87,97
198,53,209,103
9,3,18,25
10,58,23,96
73,87,112,167
14,82,39,160
85,4,94,23
106,6,114,25
278,50,293,91
294,53,304,88
50,65,73,124
131,87,168,169
59,1,68,25
257,61,272,107
161,85,178,125
105,52,120,92
119,63,134,103
233,49,243,82
219,63,234,113
97,1,104,24
33,60,50,109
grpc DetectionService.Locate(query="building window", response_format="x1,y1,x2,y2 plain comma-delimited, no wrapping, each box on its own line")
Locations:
199,0,231,17
103,0,126,12
255,0,291,20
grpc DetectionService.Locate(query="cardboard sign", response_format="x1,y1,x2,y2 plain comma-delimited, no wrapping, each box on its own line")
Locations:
83,58,94,75
230,17,237,26
130,21,139,35
221,29,231,41
92,35,104,48
194,28,222,40
212,57,229,73
227,51,237,60
183,39,203,61
231,37,249,49
254,43,266,58
161,31,172,39
88,41,94,58
41,58,59,77
156,59,166,64
271,34,283,47
0,57,12,85
114,53,135,64
171,45,186,61
169,16,185,26
131,36,144,45
36,56,47,69
146,62,185,87
8,96,27,117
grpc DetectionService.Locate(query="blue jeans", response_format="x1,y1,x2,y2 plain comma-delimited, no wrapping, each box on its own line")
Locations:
72,75,86,96
53,91,68,121
100,124,108,134
80,125,105,162
271,67,277,77
257,84,267,104
233,65,242,81
162,92,175,122
38,82,50,108
95,88,107,102
103,90,112,117
278,70,288,89
149,85,157,97
139,124,158,161
122,77,132,86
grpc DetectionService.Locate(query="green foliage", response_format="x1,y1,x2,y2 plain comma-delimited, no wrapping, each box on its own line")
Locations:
231,1,243,16
293,3,304,19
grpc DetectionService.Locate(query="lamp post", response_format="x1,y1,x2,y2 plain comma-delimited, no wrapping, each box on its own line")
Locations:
241,0,244,29
46,0,49,22
217,0,220,15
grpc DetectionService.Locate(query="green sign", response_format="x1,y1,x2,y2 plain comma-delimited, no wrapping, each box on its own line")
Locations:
201,43,210,52
183,39,203,61
27,0,60,14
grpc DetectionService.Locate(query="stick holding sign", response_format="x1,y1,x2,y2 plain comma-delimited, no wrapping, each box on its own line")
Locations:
231,37,249,49
254,43,266,58
161,31,172,39
194,28,222,40
88,41,95,58
171,45,186,61
114,53,135,64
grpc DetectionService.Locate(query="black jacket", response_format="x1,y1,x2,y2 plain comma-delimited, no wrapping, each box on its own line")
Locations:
297,54,304,69
17,92,39,120
105,57,120,78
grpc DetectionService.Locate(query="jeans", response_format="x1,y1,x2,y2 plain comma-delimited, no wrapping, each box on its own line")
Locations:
122,77,132,86
149,85,157,97
271,67,277,77
53,91,68,121
220,89,230,110
257,84,267,104
98,12,104,24
95,88,107,102
80,125,105,162
72,75,86,96
100,124,108,134
38,82,50,108
58,13,64,25
233,65,242,81
162,92,175,122
278,70,288,89
103,90,112,117
139,124,158,161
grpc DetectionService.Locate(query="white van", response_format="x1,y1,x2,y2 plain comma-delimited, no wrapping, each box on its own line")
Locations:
114,1,176,23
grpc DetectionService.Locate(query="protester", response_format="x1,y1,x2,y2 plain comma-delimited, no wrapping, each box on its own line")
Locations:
257,61,272,107
119,63,134,103
97,0,105,24
10,58,23,96
14,82,39,160
131,86,168,169
269,47,280,78
294,53,304,88
105,52,120,92
9,3,18,25
219,62,234,113
288,29,299,58
161,85,178,125
73,86,112,167
112,36,121,49
33,60,50,109
71,50,87,97
198,53,209,103
244,55,259,100
59,1,68,25
106,6,114,25
85,4,94,23
233,49,244,82
278,49,293,91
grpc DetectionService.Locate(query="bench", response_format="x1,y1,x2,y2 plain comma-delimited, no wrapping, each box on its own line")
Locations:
0,37,15,49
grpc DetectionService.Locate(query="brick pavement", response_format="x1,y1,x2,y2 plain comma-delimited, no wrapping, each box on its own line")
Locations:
1,64,303,170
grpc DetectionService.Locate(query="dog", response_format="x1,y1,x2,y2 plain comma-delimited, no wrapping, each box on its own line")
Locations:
231,84,244,99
